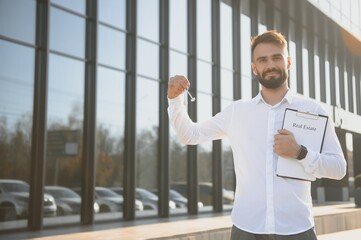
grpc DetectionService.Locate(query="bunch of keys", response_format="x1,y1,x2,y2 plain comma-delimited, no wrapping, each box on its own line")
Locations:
186,90,196,102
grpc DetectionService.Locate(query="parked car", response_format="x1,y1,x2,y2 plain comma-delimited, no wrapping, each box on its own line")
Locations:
45,186,99,216
0,179,57,221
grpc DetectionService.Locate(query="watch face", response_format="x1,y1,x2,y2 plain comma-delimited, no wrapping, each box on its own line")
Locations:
297,145,308,160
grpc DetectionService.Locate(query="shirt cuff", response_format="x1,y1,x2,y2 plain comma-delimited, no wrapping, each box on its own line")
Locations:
299,148,318,172
168,93,187,107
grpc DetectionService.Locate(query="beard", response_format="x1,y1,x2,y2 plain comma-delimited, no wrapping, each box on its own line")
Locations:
256,68,288,89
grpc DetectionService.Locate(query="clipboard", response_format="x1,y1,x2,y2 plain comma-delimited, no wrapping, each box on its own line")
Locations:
276,108,328,181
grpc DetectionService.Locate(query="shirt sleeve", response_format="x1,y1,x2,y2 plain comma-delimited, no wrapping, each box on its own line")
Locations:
167,93,233,145
299,105,347,180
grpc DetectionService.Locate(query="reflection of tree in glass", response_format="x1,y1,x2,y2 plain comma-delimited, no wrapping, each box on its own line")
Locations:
0,113,32,181
136,127,158,189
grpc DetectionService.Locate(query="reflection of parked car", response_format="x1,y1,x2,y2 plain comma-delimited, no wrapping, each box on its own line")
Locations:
0,179,57,221
111,187,176,210
45,186,99,216
171,182,234,206
94,187,123,213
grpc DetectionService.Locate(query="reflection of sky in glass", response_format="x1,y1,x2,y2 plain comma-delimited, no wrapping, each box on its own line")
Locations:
50,7,85,58
335,66,340,106
314,55,321,101
137,78,159,131
197,61,212,94
137,0,159,41
221,69,233,102
0,40,34,127
240,14,252,100
137,39,159,79
289,41,297,92
51,0,85,14
344,71,349,111
98,25,125,70
302,48,309,97
48,54,84,125
97,67,125,136
98,0,125,29
197,0,212,61
170,0,187,52
221,2,233,69
170,51,187,79
325,60,331,104
0,0,36,44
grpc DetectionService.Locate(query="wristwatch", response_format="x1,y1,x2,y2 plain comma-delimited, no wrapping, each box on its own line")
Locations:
296,145,308,160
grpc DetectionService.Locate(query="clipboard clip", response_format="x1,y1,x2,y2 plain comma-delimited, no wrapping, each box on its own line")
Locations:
296,110,319,120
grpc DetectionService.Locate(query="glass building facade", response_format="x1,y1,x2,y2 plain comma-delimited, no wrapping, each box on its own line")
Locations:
0,0,361,234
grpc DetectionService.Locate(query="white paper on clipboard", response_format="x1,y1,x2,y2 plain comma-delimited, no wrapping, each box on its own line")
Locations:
276,108,328,181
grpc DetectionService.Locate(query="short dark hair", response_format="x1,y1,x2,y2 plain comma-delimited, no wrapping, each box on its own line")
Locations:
251,30,288,56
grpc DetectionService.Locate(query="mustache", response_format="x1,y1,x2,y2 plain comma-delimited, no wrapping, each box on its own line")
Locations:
262,68,282,78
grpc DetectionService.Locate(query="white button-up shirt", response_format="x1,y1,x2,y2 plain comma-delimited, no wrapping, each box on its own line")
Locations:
168,90,346,235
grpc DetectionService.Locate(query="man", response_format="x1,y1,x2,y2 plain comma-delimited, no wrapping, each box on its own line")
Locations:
167,30,346,240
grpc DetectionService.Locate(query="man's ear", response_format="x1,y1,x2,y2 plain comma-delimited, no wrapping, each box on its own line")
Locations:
251,63,258,75
287,56,291,70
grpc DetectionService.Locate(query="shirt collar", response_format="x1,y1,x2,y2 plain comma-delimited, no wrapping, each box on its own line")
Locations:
254,89,294,105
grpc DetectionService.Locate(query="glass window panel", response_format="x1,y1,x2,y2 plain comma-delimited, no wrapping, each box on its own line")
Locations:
197,0,212,61
221,2,233,70
197,61,212,94
344,70,349,111
169,51,187,77
221,69,233,104
136,77,159,217
325,60,331,104
335,65,340,106
170,0,187,52
197,93,212,210
137,39,159,79
137,0,159,42
51,0,85,14
0,40,34,230
98,25,126,70
0,0,36,44
274,11,282,31
302,48,309,98
289,22,297,92
98,0,126,29
240,12,252,100
314,55,321,101
45,54,84,225
352,73,357,114
50,7,85,58
94,67,125,220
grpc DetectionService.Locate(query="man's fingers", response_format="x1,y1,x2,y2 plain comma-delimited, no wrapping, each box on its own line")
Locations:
278,129,292,135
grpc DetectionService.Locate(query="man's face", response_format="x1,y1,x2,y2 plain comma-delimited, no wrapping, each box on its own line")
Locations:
251,43,291,89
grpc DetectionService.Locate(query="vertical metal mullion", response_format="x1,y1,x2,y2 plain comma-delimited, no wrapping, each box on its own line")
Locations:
250,0,259,97
265,0,274,30
295,0,303,94
307,7,315,99
211,0,222,213
319,16,326,103
124,0,137,220
187,0,198,215
28,0,50,230
81,0,97,225
158,0,170,218
280,0,290,88
232,0,241,100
